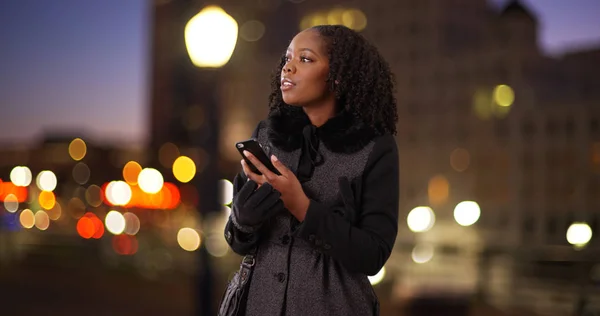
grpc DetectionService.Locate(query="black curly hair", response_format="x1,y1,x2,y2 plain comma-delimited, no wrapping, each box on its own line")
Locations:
267,25,397,135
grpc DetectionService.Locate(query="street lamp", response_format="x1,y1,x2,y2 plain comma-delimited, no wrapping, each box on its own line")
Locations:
185,5,238,68
183,5,238,316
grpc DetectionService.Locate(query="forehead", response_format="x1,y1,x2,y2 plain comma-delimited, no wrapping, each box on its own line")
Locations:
287,29,327,54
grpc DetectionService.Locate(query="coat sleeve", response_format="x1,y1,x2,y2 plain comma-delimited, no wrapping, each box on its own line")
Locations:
224,121,267,256
295,134,399,275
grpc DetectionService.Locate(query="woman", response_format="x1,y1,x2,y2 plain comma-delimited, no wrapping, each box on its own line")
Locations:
224,25,399,316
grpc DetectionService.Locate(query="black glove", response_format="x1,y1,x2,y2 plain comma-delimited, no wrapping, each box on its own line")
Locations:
230,176,283,233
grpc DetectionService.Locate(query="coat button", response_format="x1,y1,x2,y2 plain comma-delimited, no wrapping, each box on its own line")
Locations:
308,234,316,242
276,273,286,283
281,235,290,245
324,243,331,250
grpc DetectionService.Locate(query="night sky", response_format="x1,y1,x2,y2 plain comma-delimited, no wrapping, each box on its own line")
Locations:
0,0,599,146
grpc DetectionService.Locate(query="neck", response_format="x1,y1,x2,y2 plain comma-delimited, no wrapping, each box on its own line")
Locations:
302,102,336,127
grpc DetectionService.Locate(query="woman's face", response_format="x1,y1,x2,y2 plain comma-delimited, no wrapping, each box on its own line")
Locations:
280,29,331,107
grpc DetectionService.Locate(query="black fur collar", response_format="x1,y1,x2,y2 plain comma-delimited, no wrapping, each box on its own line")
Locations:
267,106,376,154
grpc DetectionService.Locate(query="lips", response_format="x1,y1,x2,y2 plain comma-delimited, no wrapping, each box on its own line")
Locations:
280,77,295,91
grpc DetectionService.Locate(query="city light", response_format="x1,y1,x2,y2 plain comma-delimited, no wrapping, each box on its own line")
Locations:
493,84,515,107
4,193,19,213
219,179,234,205
412,244,434,264
38,191,56,210
240,20,265,42
36,170,57,192
368,267,386,285
407,206,435,233
138,168,164,194
185,6,238,68
454,201,481,227
105,211,126,235
450,148,471,172
122,161,142,185
566,222,593,247
177,227,201,251
0,182,28,202
19,209,35,229
34,210,50,231
172,156,196,183
68,138,87,161
123,212,141,235
105,181,132,206
72,162,90,185
10,166,32,187
300,8,367,31
112,235,138,255
428,175,449,206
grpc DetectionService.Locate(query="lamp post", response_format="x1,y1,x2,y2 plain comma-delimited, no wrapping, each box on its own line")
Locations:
184,5,238,316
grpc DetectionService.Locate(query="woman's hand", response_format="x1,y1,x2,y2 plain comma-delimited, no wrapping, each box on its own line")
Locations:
241,151,310,221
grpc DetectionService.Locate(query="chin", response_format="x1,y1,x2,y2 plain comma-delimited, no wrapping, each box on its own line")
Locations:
282,96,302,107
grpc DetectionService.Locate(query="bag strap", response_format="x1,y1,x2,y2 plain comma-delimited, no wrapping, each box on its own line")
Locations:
239,254,255,286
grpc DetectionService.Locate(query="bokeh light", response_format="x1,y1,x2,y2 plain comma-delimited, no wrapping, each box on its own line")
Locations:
105,211,126,235
138,168,164,194
36,170,57,192
46,202,62,221
112,235,138,255
407,206,435,233
77,216,95,239
123,212,141,235
19,209,35,229
85,185,103,207
240,20,265,42
566,222,593,247
105,181,132,206
34,210,50,230
10,166,32,187
450,148,471,172
177,227,201,251
368,267,386,285
412,244,434,264
493,84,515,107
173,156,196,183
68,138,87,161
454,201,481,226
219,179,234,205
123,161,142,185
428,175,449,206
72,162,91,185
4,193,19,213
206,233,229,257
38,191,56,210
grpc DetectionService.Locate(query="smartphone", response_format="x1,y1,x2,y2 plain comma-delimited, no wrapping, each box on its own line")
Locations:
236,138,281,176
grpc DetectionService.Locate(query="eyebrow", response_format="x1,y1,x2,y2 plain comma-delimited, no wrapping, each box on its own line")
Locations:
286,47,318,55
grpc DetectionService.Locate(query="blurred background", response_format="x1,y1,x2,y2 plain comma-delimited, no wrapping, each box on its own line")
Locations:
1,0,600,315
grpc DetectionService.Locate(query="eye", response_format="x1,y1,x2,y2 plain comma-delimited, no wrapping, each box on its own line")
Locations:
284,56,291,62
300,56,312,62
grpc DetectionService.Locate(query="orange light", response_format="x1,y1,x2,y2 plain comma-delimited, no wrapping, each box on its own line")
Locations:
86,213,105,239
0,182,27,202
101,181,180,210
77,217,95,239
77,212,105,239
39,191,56,210
123,161,142,185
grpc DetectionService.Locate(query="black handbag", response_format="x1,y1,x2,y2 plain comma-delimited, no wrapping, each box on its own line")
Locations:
218,254,256,316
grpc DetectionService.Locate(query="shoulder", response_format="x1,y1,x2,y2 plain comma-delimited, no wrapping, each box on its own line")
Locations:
364,133,398,173
251,120,268,138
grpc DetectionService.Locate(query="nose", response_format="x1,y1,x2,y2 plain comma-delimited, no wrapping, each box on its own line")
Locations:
282,61,295,74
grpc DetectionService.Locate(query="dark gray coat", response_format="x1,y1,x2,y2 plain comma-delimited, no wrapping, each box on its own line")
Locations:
225,107,399,316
